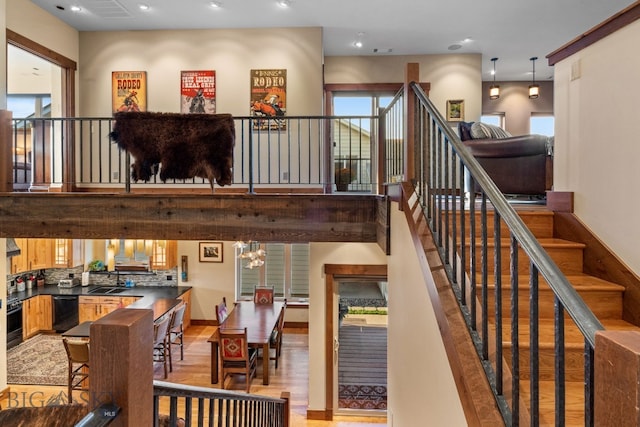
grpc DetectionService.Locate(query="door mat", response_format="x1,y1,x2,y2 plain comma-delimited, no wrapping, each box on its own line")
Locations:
338,384,387,410
7,334,67,386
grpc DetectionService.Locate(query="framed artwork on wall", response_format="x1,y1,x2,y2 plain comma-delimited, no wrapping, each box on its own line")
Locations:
112,71,147,113
199,241,223,263
180,70,216,114
250,69,287,130
446,99,464,122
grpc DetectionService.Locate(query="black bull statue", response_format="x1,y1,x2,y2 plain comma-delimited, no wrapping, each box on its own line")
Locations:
109,111,235,192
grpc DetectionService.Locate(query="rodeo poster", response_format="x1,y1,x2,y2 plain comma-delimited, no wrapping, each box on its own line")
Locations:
180,70,216,114
112,71,147,113
250,69,287,130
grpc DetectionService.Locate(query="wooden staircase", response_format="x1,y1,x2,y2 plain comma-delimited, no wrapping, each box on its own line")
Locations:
461,206,639,426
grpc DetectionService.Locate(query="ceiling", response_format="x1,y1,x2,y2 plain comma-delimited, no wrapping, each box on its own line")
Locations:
24,0,636,81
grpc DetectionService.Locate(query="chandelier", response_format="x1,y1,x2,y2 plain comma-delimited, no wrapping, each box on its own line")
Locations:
233,241,266,269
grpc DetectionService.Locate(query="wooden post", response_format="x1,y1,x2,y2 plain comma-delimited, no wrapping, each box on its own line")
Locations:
90,308,154,427
594,330,640,426
0,110,12,192
404,63,419,184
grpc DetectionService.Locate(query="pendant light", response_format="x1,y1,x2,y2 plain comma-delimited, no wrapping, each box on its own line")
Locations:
529,56,540,99
489,57,500,100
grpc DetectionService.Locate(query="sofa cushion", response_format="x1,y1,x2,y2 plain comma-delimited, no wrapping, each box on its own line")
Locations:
457,121,474,141
470,122,512,139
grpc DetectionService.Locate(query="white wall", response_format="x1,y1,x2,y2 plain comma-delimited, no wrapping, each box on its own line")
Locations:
324,54,483,122
177,241,236,321
78,28,324,117
553,20,640,274
387,203,466,426
6,0,79,64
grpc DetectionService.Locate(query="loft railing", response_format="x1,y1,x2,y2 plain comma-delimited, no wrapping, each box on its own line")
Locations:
153,381,290,427
405,81,605,426
8,115,379,194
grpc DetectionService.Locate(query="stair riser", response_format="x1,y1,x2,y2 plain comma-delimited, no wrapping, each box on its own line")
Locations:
455,212,554,240
481,289,623,320
463,245,584,276
503,346,585,382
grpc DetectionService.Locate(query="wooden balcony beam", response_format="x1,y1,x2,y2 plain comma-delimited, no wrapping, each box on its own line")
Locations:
0,193,386,245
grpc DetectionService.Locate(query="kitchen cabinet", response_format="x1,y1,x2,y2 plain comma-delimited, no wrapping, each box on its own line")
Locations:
150,240,178,270
78,296,140,323
178,288,192,330
10,238,75,274
22,295,53,339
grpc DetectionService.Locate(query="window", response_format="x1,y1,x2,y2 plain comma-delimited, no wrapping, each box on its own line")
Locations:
236,243,309,300
530,114,554,136
480,114,505,128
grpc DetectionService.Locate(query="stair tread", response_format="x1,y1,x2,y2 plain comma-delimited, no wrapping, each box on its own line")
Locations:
476,274,626,291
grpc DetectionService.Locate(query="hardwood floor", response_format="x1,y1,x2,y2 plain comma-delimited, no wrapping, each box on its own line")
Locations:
2,325,386,426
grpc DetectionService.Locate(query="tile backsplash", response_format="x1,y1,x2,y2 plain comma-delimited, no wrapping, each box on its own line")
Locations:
7,266,178,287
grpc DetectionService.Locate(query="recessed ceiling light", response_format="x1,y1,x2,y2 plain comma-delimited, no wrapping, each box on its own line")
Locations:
462,37,473,43
448,44,462,51
139,4,150,11
210,1,222,7
353,41,363,49
278,0,291,8
70,5,81,12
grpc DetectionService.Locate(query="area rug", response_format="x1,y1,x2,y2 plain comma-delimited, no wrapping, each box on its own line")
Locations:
7,334,67,386
339,384,387,410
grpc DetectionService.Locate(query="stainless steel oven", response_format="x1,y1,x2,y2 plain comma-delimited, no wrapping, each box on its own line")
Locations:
7,297,23,349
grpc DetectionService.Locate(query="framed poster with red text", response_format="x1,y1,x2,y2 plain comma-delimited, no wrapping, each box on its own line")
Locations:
180,70,216,114
250,69,286,130
112,71,147,113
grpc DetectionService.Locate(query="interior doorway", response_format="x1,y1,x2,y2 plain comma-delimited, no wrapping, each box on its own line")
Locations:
336,280,388,413
323,264,387,419
6,29,77,192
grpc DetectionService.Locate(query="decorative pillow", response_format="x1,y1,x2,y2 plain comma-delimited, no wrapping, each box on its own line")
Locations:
457,121,474,141
470,122,512,139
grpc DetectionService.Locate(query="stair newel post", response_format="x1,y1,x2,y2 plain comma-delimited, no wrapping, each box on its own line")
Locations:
0,110,13,192
89,308,154,426
594,331,640,426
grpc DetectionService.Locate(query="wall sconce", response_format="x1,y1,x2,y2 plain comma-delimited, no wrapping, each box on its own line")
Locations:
489,57,500,100
529,56,540,99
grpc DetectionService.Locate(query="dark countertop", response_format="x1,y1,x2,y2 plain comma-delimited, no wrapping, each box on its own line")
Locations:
6,284,192,307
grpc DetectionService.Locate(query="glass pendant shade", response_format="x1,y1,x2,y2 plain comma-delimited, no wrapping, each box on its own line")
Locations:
489,57,500,100
489,85,500,100
529,56,539,99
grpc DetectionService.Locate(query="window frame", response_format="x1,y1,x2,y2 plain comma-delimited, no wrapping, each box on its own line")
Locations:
235,242,310,302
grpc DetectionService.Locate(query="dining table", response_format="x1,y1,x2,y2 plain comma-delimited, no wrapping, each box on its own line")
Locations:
208,300,285,386
62,297,182,338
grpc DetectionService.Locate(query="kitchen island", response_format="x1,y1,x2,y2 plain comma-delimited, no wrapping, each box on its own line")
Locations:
6,284,192,342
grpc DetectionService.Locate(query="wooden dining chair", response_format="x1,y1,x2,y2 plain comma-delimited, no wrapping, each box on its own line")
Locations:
218,327,257,392
62,338,90,403
215,297,228,324
168,301,187,372
253,285,274,304
153,315,172,379
269,299,287,368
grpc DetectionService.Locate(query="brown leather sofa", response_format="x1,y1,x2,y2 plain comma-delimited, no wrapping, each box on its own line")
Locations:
458,122,553,196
